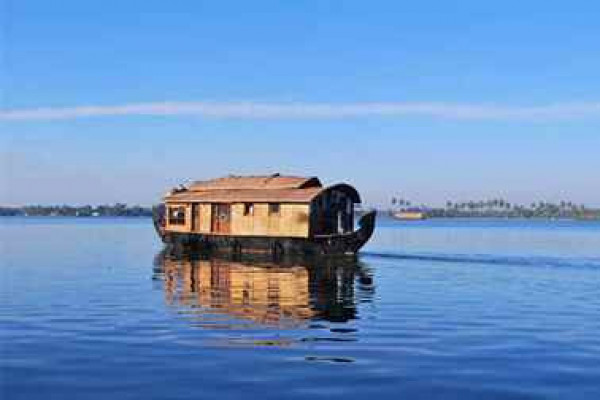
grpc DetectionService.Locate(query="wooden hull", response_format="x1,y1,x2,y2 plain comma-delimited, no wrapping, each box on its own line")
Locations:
153,207,376,256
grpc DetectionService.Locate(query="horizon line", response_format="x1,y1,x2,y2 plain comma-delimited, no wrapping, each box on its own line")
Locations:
2,101,600,121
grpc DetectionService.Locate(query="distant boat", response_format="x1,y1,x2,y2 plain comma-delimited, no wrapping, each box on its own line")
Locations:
153,174,376,256
392,210,428,220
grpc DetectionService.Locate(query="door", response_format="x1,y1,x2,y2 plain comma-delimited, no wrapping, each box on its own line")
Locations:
191,204,201,232
211,204,231,234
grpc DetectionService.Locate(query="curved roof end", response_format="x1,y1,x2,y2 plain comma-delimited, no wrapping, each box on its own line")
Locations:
319,183,361,203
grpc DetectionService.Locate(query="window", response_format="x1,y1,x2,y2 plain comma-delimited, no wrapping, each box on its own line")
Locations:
268,203,280,215
244,203,254,216
168,206,186,225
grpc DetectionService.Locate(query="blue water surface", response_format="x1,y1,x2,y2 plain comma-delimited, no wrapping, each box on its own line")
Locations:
1,217,599,399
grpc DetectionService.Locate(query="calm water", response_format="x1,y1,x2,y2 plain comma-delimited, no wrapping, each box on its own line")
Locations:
1,216,600,399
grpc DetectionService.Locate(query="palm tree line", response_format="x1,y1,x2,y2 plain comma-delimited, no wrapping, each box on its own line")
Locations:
390,197,597,219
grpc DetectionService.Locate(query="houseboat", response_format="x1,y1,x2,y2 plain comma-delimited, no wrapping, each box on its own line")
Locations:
153,174,376,256
392,210,428,220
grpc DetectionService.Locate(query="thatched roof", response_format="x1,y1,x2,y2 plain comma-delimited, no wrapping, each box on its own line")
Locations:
165,188,323,204
164,174,360,204
188,174,322,191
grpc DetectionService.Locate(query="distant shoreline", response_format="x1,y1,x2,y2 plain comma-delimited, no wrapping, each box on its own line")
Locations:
361,209,600,221
0,204,153,218
385,198,600,221
2,203,598,221
3,214,597,222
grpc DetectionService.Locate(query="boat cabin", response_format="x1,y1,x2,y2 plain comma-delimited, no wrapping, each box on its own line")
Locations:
162,174,361,238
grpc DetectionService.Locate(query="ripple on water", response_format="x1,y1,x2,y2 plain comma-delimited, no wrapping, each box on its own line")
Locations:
2,219,600,399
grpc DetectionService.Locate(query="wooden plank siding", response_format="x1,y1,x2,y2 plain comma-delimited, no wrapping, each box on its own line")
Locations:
196,203,212,233
230,203,310,238
165,202,310,238
231,203,310,238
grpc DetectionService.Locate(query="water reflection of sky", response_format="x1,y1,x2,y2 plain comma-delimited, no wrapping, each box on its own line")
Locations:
2,218,600,399
369,217,600,259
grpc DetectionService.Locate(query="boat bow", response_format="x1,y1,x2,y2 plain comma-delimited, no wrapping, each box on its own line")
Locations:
313,210,377,255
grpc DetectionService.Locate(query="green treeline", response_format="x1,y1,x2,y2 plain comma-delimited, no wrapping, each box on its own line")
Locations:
0,204,153,217
390,198,600,220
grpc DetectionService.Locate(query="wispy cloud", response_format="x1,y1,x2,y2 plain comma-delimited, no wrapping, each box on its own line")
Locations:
1,101,600,121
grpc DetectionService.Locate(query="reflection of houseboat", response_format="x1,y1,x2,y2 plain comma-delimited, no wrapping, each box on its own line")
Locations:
153,250,374,326
153,174,376,256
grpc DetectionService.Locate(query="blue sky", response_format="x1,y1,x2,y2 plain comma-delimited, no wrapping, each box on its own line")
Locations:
1,0,599,206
